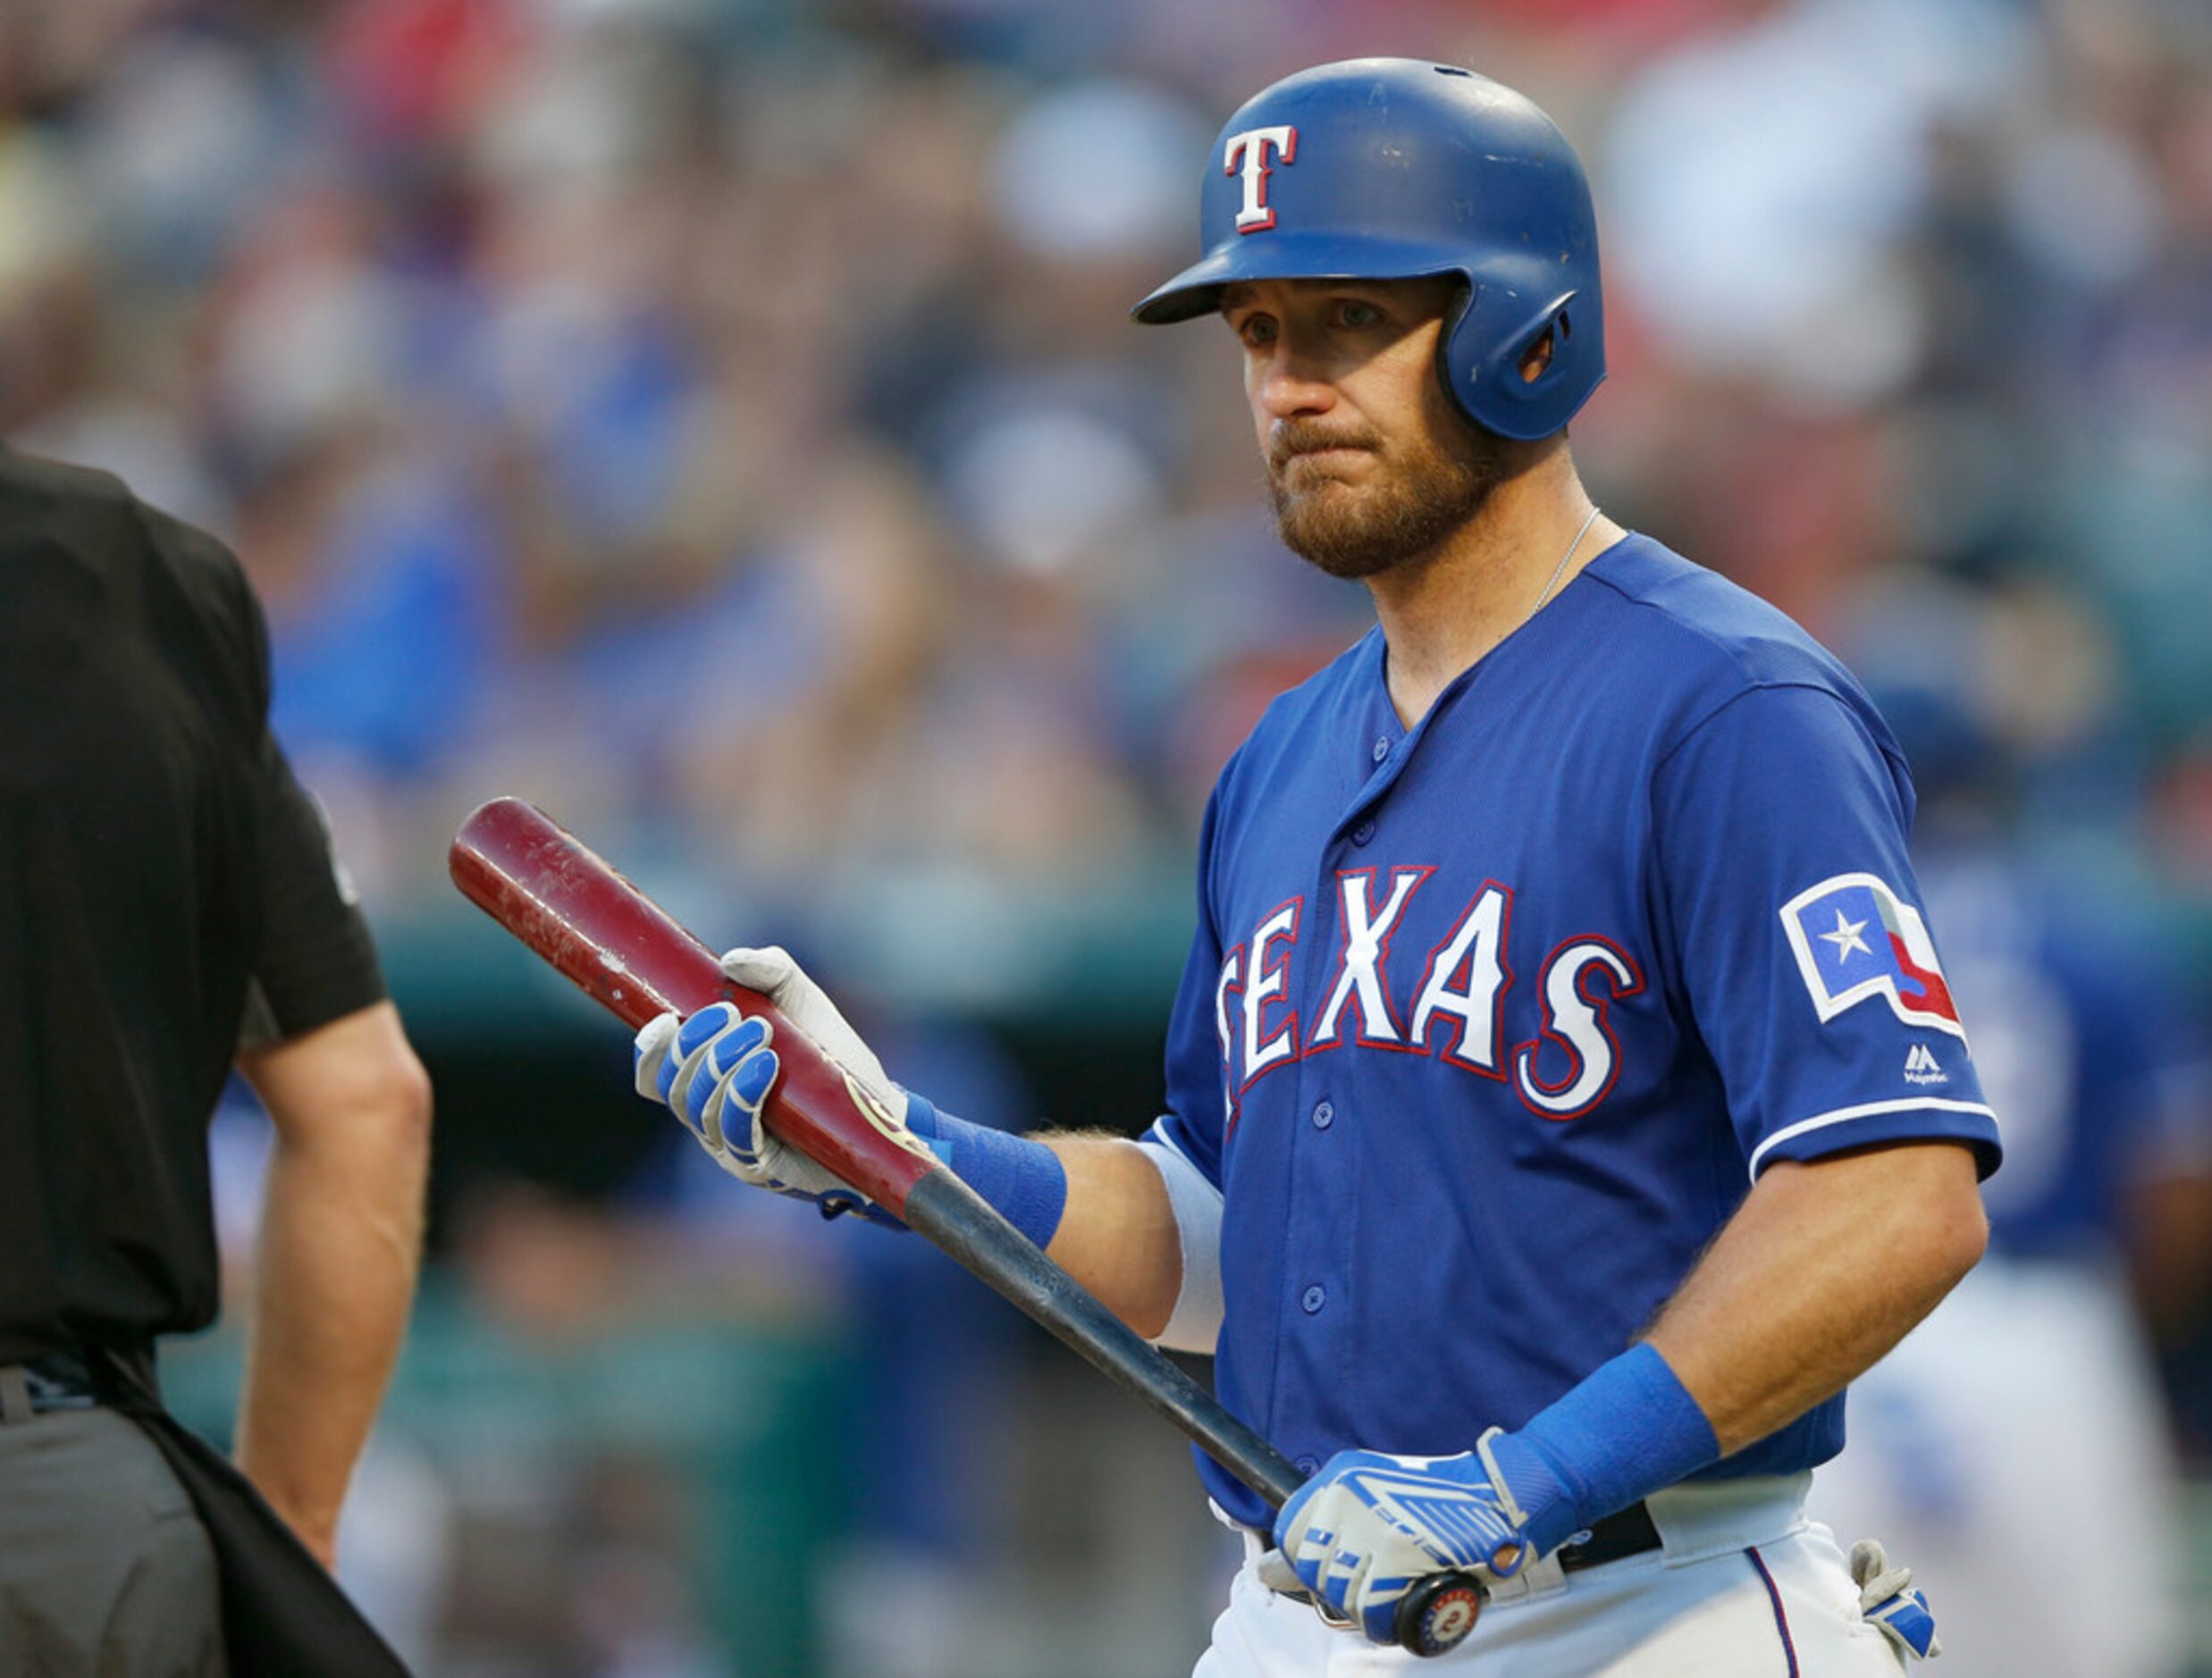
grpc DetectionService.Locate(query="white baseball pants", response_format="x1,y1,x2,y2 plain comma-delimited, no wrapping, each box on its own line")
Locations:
1196,1475,1906,1678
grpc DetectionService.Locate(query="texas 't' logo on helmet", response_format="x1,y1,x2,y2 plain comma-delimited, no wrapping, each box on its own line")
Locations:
1224,125,1297,233
1781,873,1964,1038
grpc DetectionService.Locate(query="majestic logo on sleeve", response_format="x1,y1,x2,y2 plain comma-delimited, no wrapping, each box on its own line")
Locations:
1781,873,1964,1038
1224,125,1296,232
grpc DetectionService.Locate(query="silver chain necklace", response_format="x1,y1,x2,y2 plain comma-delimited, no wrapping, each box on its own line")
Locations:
1529,503,1604,619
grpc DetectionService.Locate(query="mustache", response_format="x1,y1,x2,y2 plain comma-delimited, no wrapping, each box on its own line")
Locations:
1267,420,1384,472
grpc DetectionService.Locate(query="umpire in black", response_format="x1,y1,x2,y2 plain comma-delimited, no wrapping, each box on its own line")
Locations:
0,442,433,1674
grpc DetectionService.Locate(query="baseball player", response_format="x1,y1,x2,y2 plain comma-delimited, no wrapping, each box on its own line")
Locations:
635,60,1998,1673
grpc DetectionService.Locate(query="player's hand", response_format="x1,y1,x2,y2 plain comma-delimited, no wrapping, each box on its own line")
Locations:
1849,1540,1940,1661
718,944,908,1119
1267,1433,1534,1645
631,945,906,1225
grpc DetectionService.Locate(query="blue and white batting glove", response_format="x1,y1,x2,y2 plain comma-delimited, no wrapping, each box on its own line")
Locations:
632,945,906,1224
634,945,1070,1246
634,999,902,1225
1266,1343,1723,1646
1850,1540,1941,1661
1268,1430,1546,1646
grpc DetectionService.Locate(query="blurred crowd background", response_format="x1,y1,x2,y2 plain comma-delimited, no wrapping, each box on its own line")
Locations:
6,0,2212,1673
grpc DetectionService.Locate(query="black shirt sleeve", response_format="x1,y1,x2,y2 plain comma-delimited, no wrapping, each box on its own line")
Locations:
225,557,387,1052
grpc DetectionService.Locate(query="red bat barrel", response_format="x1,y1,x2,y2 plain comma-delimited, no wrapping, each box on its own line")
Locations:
448,795,941,1218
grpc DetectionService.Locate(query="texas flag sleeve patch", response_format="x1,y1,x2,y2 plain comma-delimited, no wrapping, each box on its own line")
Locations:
1780,873,1965,1039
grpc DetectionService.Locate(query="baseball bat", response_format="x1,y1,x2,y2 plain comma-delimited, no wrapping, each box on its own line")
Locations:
448,795,1485,1657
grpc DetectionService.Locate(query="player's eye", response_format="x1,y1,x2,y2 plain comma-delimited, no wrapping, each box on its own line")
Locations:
1335,299,1385,330
1234,313,1279,348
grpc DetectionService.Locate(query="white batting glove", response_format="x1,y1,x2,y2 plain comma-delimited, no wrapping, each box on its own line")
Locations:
1851,1540,1941,1660
719,946,908,1124
1268,1435,1532,1645
630,945,906,1223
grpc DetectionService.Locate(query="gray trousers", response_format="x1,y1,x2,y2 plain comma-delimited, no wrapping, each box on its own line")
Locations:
0,1402,228,1675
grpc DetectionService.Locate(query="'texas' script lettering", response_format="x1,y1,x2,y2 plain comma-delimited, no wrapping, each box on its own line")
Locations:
1216,869,1645,1123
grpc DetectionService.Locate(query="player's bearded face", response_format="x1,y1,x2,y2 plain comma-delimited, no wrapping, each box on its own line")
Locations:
1263,380,1512,581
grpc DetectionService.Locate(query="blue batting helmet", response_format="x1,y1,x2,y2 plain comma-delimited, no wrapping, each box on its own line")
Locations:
1132,59,1604,441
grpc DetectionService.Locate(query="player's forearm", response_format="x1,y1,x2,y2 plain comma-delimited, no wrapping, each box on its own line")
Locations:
1041,1134,1182,1340
1645,1141,1987,1456
236,1057,430,1564
1456,1141,1986,1561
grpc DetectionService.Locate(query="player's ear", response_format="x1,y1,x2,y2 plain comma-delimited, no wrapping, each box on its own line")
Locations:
1518,328,1555,384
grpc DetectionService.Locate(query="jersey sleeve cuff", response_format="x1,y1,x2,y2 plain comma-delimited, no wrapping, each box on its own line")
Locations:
1746,1098,2002,1182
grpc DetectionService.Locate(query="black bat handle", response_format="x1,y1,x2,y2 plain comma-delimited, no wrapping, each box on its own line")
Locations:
900,1169,1483,1656
903,1167,1301,1502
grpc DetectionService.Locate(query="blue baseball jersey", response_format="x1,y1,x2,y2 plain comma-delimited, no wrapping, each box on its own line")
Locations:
1146,534,2003,1529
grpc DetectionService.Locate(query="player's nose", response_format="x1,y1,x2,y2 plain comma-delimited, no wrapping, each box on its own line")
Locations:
1251,347,1339,422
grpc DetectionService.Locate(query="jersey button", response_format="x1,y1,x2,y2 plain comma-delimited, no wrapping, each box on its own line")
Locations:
1310,1100,1334,1129
1370,735,1390,763
1301,1285,1326,1314
1350,819,1375,846
1296,1455,1321,1477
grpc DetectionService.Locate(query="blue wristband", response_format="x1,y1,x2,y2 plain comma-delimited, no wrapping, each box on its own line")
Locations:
903,1094,1069,1251
1486,1342,1720,1557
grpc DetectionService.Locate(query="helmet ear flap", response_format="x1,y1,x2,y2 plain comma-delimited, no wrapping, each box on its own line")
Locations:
1447,286,1602,441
